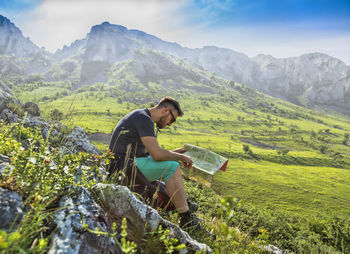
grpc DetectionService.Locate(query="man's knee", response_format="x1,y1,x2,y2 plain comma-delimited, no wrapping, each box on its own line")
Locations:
164,161,180,182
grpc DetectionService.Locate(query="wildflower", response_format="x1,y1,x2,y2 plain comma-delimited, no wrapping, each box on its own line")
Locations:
63,166,69,174
29,157,36,164
94,155,99,159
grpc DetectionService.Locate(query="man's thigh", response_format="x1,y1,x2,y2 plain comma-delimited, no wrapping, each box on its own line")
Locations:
135,156,179,182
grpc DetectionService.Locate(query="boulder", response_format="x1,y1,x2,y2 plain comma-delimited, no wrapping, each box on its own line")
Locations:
91,183,212,254
24,116,51,136
0,153,10,163
0,80,13,112
23,101,40,116
0,188,24,232
62,126,100,155
263,244,285,254
0,153,13,178
48,187,121,254
0,108,21,123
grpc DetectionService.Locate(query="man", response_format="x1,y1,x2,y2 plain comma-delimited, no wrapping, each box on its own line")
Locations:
108,97,201,228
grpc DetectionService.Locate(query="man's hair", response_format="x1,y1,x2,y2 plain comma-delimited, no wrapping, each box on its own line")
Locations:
156,97,183,116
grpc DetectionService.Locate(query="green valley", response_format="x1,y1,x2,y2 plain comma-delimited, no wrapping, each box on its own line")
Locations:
14,78,350,222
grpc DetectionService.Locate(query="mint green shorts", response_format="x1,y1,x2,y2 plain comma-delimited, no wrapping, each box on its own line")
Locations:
135,156,179,182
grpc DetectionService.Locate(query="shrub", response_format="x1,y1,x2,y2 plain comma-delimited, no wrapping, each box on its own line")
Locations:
49,108,63,121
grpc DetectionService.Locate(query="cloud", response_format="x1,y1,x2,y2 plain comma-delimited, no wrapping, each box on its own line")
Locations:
15,0,189,51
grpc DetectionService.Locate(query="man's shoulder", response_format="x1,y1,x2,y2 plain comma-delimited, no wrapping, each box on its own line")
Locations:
128,108,152,122
130,108,150,118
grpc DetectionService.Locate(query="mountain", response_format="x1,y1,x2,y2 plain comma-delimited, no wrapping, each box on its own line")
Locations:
54,21,350,113
252,53,350,113
0,15,349,114
0,15,41,56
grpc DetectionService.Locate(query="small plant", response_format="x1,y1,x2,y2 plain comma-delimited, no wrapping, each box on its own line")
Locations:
49,108,63,122
84,218,137,253
243,144,253,155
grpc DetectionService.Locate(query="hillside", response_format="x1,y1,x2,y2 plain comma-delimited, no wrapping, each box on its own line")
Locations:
13,64,350,218
2,14,350,253
0,15,349,114
10,74,350,252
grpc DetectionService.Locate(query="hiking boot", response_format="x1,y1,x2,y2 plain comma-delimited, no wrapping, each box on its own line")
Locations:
179,212,216,239
187,199,198,213
179,212,203,230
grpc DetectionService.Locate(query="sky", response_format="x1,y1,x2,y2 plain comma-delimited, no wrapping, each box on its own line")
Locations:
1,0,350,64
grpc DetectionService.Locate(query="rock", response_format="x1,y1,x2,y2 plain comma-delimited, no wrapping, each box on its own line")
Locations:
23,116,53,139
23,102,40,116
0,109,21,123
252,53,350,107
0,15,41,57
263,244,285,254
48,187,121,254
91,183,212,254
62,126,100,155
0,188,24,232
0,154,13,178
0,81,13,112
0,153,10,163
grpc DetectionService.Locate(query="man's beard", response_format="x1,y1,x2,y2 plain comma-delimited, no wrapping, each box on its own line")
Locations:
156,115,168,129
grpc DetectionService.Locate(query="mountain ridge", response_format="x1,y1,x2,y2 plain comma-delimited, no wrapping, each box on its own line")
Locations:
0,15,42,56
0,15,349,114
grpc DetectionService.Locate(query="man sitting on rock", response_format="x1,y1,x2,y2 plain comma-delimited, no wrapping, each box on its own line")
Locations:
108,97,203,230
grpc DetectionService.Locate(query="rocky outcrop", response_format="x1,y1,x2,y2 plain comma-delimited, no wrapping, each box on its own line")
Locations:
92,183,212,253
0,15,41,57
62,126,100,155
23,102,40,116
0,80,14,112
0,80,22,123
0,188,24,232
0,154,12,176
252,53,350,108
263,244,284,254
49,187,121,254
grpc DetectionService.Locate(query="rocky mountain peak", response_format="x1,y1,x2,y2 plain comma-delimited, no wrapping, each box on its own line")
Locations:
90,22,127,34
0,15,41,56
0,15,12,26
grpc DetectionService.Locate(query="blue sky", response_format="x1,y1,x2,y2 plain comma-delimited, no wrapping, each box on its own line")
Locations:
1,0,350,64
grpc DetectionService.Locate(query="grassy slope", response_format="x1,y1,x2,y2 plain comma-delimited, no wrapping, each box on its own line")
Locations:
14,76,350,222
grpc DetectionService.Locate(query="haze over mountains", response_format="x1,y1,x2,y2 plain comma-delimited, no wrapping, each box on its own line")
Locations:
0,14,349,114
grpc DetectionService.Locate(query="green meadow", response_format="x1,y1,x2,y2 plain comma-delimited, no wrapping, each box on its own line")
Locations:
14,81,350,223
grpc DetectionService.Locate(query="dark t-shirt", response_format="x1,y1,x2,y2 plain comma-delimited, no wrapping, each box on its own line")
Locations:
109,108,155,158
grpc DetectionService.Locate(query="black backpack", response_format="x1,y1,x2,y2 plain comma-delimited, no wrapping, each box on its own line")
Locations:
107,157,176,211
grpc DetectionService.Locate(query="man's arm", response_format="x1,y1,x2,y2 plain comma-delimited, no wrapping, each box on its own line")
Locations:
141,136,192,167
172,147,187,153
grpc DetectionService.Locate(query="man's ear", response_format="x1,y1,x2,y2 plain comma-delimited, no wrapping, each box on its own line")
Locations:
161,107,169,115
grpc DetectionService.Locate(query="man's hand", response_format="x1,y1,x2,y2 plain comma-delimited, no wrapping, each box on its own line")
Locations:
172,147,187,153
180,154,193,168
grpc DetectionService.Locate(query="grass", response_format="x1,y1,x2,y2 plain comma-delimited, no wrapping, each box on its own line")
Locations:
14,80,350,228
212,160,350,218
